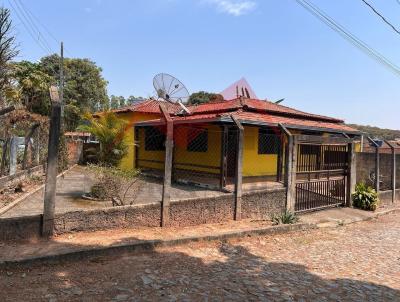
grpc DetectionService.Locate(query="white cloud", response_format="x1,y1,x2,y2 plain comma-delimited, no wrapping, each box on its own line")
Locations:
206,0,257,16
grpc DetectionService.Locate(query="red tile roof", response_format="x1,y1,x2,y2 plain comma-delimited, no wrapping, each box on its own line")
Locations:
108,97,357,134
136,111,357,133
95,99,181,115
187,98,343,123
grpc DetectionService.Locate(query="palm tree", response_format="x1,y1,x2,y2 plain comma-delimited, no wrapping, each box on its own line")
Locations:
78,111,128,166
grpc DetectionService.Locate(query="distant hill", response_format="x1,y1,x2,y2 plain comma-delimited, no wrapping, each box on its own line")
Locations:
347,124,400,140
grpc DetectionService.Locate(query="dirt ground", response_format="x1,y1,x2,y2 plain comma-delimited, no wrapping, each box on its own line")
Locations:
1,212,399,301
0,173,44,210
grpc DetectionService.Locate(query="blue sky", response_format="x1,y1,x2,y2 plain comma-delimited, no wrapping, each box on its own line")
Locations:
2,0,400,129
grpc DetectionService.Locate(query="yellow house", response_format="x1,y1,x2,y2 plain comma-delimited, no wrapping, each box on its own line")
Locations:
128,98,359,190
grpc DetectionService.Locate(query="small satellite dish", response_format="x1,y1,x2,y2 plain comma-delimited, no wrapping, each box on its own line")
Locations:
153,73,190,104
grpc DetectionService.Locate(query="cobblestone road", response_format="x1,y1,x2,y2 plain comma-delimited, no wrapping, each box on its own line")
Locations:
1,212,400,301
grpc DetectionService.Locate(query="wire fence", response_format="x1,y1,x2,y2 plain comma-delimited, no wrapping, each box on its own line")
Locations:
0,129,49,178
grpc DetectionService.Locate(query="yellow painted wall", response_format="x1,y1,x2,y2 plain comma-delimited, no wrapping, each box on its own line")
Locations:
136,126,165,170
242,126,279,177
117,112,160,171
173,125,221,174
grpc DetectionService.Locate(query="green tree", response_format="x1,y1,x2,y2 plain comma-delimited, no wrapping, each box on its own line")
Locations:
39,54,109,129
78,111,128,166
119,96,126,108
127,95,145,105
109,95,126,109
110,95,119,109
11,61,52,115
0,7,18,105
188,91,223,105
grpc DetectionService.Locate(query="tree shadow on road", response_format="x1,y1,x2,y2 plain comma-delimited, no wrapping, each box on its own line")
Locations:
1,237,399,302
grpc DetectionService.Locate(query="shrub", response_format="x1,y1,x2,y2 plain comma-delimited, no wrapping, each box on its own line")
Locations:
87,164,141,205
352,183,379,211
78,111,128,166
271,210,299,225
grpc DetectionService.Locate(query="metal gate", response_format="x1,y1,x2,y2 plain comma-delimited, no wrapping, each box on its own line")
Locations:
295,143,348,212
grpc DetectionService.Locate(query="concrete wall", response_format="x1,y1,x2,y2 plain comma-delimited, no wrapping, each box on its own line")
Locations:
356,152,400,189
378,189,400,206
0,188,286,240
0,215,42,241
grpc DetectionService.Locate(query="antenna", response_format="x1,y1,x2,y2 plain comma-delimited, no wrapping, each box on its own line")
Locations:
153,73,190,105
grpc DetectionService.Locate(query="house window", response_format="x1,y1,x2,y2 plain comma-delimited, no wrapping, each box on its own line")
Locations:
145,127,165,151
187,128,208,152
258,128,281,154
299,144,319,155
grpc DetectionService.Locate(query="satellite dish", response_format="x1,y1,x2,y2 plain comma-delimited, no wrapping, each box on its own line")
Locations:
153,73,190,104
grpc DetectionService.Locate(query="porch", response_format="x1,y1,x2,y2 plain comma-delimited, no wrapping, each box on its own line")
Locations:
135,122,286,192
135,111,358,217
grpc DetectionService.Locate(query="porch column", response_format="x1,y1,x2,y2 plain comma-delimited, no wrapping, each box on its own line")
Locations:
160,104,173,227
279,124,296,212
231,115,243,221
287,136,298,212
219,125,228,190
385,141,396,203
346,142,356,207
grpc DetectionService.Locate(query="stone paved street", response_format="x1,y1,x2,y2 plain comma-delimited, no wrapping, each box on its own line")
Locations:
1,212,400,301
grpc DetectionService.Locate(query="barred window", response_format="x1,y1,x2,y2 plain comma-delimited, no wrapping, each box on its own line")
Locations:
145,127,165,151
187,128,208,152
299,144,319,155
258,128,281,154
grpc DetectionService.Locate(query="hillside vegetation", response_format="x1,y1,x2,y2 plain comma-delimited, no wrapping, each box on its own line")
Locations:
347,124,400,140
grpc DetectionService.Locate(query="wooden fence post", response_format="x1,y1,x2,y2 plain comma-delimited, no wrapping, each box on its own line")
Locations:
0,138,9,176
287,136,298,212
279,124,296,212
42,89,62,237
159,104,173,227
346,142,356,207
9,136,18,176
231,115,243,221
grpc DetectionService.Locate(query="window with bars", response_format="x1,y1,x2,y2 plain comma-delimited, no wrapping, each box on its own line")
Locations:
187,128,208,152
258,128,281,154
299,144,320,156
145,127,165,151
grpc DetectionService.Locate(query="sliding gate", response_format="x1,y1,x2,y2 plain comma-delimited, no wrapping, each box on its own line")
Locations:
295,143,349,212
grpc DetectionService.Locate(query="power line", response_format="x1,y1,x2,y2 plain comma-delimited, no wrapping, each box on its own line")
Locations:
360,0,400,35
14,0,72,57
13,0,54,52
7,0,52,54
294,0,400,77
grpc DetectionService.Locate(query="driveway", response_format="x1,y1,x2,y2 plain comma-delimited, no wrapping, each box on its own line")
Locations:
1,212,399,301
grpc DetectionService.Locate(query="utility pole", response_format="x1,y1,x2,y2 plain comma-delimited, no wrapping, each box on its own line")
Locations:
60,42,64,121
42,43,63,237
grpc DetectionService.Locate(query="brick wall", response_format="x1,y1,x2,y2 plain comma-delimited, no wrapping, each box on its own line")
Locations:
66,141,83,165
